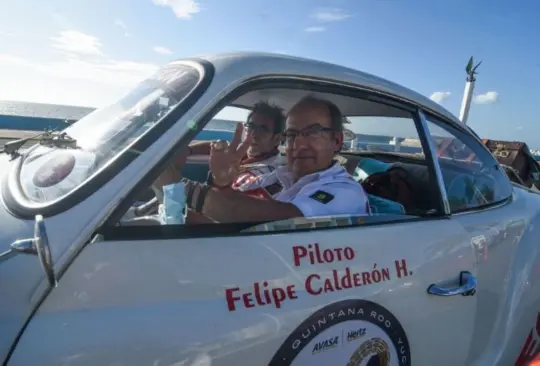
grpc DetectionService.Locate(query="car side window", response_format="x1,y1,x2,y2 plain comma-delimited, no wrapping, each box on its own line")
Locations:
198,106,249,140
424,115,513,213
114,87,447,236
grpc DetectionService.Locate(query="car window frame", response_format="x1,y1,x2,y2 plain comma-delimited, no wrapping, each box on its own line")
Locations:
100,74,456,240
2,59,215,219
423,112,514,215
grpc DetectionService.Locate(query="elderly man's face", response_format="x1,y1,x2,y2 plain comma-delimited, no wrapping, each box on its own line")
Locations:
284,103,343,180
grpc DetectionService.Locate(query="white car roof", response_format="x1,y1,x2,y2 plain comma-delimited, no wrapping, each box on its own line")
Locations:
198,52,465,128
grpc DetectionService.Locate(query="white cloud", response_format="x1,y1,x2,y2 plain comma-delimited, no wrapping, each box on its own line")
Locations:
473,91,499,104
0,30,159,107
0,30,14,37
429,91,451,103
153,46,173,55
311,8,351,22
151,0,201,19
304,26,326,32
50,30,103,56
114,19,131,37
0,53,159,107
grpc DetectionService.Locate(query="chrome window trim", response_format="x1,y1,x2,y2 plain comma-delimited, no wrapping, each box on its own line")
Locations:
451,194,513,216
415,109,451,215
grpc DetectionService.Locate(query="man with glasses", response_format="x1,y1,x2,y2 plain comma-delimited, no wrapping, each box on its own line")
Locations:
186,102,284,169
179,95,370,222
172,101,285,198
150,101,284,198
129,102,285,220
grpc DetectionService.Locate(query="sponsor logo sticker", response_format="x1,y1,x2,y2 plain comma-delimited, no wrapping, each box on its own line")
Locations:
269,299,411,366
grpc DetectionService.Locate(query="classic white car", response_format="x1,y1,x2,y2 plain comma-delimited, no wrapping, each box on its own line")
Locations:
1,52,539,366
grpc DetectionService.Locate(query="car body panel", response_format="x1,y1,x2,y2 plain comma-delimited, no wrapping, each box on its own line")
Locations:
9,217,476,366
457,188,540,365
0,126,234,363
198,52,462,127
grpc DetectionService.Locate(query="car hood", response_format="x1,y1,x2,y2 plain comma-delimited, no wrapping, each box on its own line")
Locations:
0,152,42,364
0,153,35,249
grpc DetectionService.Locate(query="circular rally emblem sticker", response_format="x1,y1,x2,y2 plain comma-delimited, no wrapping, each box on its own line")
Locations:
269,299,410,366
32,152,76,188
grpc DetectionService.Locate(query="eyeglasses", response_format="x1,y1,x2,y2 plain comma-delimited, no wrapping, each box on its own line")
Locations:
244,122,272,134
282,125,335,143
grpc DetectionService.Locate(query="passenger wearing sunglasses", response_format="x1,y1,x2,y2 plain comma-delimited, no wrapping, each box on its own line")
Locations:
148,101,285,214
182,101,285,199
185,101,284,169
179,95,371,223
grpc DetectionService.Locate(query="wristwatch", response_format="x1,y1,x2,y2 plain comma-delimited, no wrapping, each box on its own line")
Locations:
206,171,230,189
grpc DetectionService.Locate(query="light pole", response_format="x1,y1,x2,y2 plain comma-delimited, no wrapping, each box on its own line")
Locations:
459,56,482,125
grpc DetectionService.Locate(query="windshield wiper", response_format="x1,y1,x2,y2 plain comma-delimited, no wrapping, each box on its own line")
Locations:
38,131,78,148
0,130,78,160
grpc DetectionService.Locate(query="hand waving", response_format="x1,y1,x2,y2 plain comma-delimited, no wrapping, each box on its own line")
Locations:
209,123,252,187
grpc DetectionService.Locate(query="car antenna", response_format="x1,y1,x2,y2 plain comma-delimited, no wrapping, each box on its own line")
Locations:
1,130,51,159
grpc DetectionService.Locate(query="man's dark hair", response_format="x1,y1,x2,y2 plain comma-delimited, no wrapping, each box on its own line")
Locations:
289,95,344,131
247,101,285,134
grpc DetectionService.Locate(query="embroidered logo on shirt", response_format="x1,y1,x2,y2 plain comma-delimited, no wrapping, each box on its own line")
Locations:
309,190,335,204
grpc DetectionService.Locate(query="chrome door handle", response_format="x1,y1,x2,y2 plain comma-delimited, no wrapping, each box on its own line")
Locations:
427,271,477,296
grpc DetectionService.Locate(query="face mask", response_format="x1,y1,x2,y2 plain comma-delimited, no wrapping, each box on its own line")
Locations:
159,181,186,225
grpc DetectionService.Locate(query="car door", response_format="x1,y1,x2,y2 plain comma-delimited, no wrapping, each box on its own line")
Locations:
8,212,478,366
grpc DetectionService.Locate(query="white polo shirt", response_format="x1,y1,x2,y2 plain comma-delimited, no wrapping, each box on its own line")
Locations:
236,162,371,217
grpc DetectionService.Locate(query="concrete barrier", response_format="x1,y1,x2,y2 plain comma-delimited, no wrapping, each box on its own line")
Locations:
0,115,74,132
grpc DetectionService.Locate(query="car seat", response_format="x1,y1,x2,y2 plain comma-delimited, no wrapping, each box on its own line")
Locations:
349,158,407,215
366,194,406,215
361,162,436,215
353,157,392,181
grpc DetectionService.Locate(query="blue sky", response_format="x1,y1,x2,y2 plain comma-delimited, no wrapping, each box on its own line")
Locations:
0,0,539,145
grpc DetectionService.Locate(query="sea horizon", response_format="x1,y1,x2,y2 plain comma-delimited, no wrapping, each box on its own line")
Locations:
1,99,539,157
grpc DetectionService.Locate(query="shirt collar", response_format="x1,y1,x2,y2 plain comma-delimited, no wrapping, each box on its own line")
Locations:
275,161,345,190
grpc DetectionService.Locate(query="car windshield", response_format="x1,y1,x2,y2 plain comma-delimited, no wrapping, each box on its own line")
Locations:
17,62,202,204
